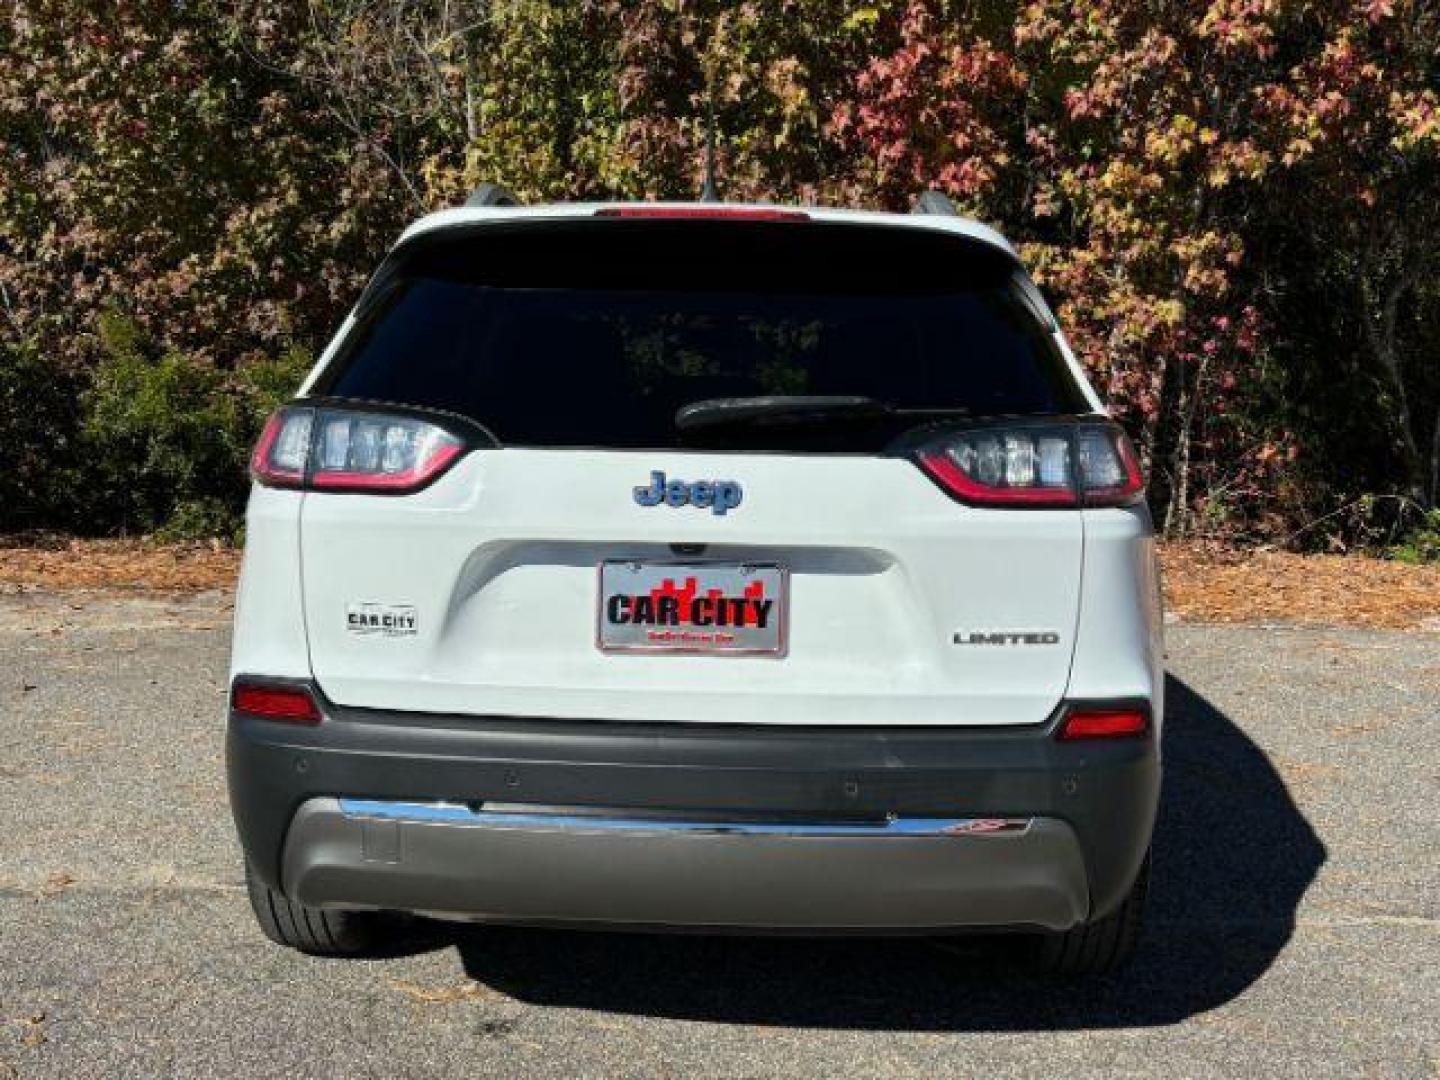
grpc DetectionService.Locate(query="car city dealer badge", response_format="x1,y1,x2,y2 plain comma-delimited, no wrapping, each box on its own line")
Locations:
346,602,418,637
598,561,786,654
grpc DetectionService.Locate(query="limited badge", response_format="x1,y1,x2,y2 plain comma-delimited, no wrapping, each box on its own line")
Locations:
952,630,1061,646
346,602,418,637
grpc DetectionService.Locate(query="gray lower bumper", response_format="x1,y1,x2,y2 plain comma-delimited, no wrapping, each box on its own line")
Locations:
283,798,1090,931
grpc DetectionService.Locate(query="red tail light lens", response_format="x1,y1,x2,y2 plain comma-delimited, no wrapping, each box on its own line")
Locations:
1075,424,1144,507
1057,707,1149,740
308,410,464,491
249,408,312,489
917,428,1078,507
594,206,810,222
913,421,1143,509
232,682,321,724
250,406,467,494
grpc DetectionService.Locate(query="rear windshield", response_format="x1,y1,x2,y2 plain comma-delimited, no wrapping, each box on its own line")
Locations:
316,220,1087,451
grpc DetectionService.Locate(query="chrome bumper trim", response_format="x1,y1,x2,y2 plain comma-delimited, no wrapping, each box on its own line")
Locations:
336,798,1030,837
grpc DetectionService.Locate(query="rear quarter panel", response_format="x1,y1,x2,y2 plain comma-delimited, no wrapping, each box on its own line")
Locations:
1069,505,1165,734
230,486,310,681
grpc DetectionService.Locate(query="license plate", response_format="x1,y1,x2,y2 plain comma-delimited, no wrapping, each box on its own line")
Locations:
597,561,787,655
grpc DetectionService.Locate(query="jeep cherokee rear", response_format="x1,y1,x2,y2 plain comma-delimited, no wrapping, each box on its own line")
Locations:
227,195,1162,975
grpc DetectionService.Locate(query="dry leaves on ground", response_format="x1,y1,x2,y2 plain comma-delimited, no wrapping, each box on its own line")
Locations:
1159,543,1440,629
0,538,239,592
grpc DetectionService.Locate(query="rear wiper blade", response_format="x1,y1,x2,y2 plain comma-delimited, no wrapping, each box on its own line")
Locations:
675,395,972,431
675,395,893,431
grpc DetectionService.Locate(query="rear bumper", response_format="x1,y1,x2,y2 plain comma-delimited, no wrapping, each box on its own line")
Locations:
285,799,1089,931
227,690,1159,932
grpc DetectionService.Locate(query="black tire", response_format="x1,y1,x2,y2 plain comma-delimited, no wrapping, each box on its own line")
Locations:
1031,851,1150,977
244,861,380,957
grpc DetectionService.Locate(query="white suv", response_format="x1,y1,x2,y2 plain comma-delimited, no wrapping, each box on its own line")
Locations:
227,194,1162,975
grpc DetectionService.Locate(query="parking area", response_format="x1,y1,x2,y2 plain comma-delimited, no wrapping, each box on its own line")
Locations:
1,591,1436,1078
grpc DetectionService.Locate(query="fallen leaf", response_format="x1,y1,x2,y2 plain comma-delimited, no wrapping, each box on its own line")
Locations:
37,873,75,899
388,979,497,1005
18,1012,47,1048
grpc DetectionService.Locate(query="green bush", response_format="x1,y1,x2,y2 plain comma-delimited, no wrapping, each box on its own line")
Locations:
1390,510,1440,565
79,311,310,540
0,336,85,533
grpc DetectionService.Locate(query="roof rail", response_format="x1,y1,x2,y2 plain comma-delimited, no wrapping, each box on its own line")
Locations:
911,190,959,217
464,182,521,208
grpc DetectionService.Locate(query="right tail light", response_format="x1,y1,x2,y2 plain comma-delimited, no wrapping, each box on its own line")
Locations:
250,405,469,494
912,420,1144,508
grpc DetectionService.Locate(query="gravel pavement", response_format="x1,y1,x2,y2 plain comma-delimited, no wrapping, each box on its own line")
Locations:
0,591,1436,1078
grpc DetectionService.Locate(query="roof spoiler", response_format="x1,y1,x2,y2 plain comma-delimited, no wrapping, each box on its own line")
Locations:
462,184,960,216
464,183,521,208
911,190,959,217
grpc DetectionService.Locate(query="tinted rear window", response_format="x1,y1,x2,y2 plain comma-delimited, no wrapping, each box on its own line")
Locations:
316,221,1086,451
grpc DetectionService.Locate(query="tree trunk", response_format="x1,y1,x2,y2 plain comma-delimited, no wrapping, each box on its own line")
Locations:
1168,394,1193,539
1361,271,1427,508
1430,402,1440,510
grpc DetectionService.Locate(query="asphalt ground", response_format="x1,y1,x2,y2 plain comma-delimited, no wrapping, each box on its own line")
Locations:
0,592,1436,1078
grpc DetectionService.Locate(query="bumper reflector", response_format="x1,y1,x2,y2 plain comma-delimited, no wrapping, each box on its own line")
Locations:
232,682,321,724
1057,707,1149,740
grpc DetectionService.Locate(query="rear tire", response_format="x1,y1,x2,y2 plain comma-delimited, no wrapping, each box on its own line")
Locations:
244,861,380,956
1031,850,1149,976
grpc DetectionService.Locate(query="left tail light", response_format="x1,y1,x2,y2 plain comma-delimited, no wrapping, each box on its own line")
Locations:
231,680,321,724
912,419,1144,509
250,405,467,494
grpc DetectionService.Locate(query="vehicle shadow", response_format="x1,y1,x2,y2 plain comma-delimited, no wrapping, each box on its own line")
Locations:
411,674,1325,1030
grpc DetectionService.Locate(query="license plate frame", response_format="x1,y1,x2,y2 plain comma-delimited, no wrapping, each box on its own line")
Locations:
596,560,788,656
